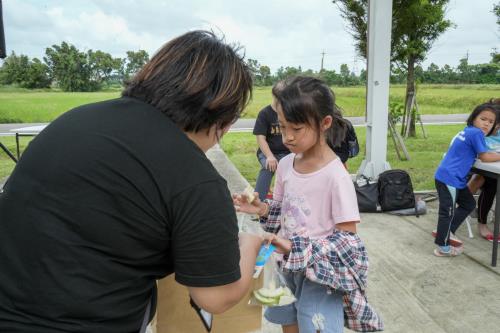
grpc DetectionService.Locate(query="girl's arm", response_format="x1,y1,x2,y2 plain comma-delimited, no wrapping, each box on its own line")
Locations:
478,151,500,162
335,220,358,233
233,193,269,216
233,194,282,234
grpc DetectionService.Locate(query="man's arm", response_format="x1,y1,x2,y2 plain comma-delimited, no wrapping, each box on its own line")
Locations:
187,233,262,314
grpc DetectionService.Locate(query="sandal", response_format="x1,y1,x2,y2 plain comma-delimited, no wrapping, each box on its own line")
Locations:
432,230,463,247
433,246,463,257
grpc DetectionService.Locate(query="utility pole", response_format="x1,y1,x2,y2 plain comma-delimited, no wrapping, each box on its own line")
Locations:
320,50,326,72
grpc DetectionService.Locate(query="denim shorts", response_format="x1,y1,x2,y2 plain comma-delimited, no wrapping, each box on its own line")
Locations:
264,271,344,332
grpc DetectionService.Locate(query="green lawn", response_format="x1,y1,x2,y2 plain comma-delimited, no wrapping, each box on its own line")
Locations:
0,84,497,123
220,124,465,192
0,90,121,123
0,123,480,191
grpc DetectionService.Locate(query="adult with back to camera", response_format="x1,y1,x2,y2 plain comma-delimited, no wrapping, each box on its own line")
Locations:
0,31,263,332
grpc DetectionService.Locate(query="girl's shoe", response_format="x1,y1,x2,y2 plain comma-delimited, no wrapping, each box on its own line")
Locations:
433,246,463,257
431,230,463,247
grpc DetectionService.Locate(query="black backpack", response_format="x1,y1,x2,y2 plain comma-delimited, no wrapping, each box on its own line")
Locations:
332,120,359,163
377,170,417,215
345,121,359,158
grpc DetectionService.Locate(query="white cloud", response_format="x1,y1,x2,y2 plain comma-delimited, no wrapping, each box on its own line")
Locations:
2,0,498,73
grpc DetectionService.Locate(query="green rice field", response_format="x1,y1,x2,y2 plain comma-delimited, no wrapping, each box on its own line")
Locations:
0,84,497,123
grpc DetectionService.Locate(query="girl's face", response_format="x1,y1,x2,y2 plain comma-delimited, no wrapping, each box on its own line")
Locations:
473,109,496,135
276,104,319,154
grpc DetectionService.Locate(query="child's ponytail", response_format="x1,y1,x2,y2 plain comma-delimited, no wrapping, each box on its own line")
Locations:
326,104,348,150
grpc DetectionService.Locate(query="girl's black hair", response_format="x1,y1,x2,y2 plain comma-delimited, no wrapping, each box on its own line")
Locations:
466,103,499,135
275,76,347,148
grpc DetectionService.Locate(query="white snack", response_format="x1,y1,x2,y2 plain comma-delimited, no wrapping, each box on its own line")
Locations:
243,185,256,203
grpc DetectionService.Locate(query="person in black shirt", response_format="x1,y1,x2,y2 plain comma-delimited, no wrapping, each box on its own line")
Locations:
253,81,290,200
0,31,263,333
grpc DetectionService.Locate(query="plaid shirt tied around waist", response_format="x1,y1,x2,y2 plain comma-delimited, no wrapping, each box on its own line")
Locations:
260,199,384,332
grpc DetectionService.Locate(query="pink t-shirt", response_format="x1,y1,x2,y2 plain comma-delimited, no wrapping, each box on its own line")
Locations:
273,154,360,239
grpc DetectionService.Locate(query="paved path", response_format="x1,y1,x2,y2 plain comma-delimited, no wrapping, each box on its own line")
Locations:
0,114,469,135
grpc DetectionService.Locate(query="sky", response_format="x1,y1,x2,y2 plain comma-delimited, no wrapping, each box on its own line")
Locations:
2,0,499,74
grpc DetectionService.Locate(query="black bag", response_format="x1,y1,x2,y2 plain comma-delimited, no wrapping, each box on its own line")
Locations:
332,120,359,163
377,169,417,213
354,177,379,212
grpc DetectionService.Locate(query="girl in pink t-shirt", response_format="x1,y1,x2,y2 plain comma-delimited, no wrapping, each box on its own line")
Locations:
234,76,382,332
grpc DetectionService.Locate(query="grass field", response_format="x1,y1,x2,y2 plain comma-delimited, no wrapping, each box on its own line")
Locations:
220,124,465,192
0,84,497,123
0,124,485,191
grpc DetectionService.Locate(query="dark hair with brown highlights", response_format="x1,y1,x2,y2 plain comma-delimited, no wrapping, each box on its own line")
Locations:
271,80,287,99
275,76,347,148
122,30,253,133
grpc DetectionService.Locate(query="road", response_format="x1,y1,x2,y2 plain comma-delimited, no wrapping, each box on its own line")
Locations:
0,114,469,134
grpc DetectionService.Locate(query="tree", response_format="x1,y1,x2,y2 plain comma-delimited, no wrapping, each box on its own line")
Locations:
0,52,50,88
259,65,272,86
491,49,500,64
333,0,453,137
321,69,340,85
359,68,367,83
87,50,122,87
123,50,149,80
246,58,261,85
457,57,472,83
23,58,51,89
0,52,29,85
340,63,351,86
44,42,92,91
423,63,441,83
494,2,500,27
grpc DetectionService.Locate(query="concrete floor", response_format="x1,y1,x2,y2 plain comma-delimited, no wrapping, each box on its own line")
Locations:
4,144,499,333
208,144,500,333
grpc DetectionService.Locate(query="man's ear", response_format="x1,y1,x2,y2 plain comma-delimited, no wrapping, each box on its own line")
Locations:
322,115,333,131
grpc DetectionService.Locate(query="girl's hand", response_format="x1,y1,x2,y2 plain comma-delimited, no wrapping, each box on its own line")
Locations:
262,232,292,255
233,192,267,215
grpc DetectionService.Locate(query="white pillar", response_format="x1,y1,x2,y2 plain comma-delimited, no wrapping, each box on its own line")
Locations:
357,0,393,179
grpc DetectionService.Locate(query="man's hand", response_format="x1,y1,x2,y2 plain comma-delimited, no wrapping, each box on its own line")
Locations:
265,155,278,172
